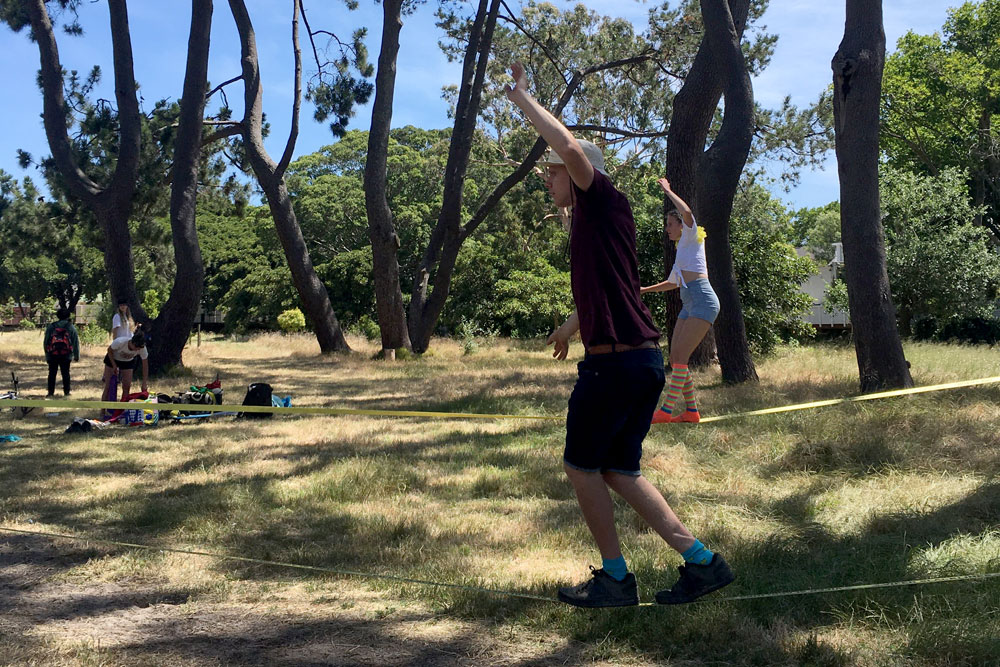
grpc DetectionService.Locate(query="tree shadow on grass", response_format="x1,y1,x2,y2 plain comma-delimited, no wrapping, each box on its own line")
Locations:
523,475,1000,664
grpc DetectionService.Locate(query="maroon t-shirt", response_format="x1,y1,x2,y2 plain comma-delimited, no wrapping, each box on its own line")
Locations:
570,170,660,349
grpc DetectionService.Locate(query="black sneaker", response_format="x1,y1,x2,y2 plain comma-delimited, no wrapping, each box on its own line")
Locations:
558,566,639,608
655,553,735,604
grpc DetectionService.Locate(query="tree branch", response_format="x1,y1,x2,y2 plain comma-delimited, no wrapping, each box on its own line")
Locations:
201,124,244,146
497,1,567,86
206,74,243,101
25,0,102,202
566,124,670,139
276,0,303,178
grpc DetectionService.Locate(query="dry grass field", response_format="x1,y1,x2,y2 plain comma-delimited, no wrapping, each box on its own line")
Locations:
1,328,998,666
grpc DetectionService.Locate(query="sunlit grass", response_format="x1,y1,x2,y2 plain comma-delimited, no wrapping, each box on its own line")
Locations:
1,328,999,664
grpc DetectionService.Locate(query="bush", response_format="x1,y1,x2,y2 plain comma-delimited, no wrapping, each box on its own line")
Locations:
277,308,306,333
937,316,1000,345
354,315,381,342
78,322,108,346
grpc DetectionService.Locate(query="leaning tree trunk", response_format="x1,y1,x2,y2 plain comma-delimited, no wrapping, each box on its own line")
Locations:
408,0,500,353
229,0,350,352
661,0,751,369
147,0,212,373
25,0,143,323
695,0,758,384
832,0,912,391
260,178,351,352
364,0,412,355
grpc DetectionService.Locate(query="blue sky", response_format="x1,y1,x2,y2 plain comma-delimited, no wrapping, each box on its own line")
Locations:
0,0,956,211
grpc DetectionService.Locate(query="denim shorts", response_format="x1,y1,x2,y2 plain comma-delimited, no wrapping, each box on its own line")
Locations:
678,277,720,324
564,347,666,475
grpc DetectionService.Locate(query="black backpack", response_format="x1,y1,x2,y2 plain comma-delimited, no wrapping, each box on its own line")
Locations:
46,325,72,357
240,382,273,419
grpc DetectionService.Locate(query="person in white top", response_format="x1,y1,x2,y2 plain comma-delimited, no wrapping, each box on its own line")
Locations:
641,178,720,424
102,329,149,402
111,299,134,341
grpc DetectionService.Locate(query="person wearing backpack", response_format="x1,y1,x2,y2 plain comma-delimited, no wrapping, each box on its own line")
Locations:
44,307,80,397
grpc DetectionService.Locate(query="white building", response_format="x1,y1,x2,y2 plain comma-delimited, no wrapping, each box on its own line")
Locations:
797,243,850,329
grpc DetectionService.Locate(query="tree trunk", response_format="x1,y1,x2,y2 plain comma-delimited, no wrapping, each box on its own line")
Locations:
408,0,501,353
364,0,411,354
695,0,758,384
26,0,144,325
262,178,350,351
832,0,912,391
147,0,212,373
661,0,750,369
229,0,350,352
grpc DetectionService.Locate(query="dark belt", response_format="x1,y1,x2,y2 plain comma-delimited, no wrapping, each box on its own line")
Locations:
585,340,658,355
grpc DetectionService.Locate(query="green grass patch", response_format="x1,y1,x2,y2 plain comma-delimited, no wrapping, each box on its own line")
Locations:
1,333,999,664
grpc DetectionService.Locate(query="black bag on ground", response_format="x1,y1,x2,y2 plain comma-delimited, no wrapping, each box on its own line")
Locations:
240,382,273,419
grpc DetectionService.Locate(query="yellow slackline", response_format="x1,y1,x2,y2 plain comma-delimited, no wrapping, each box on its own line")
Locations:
2,375,999,423
699,374,1000,424
1,526,997,607
2,398,559,421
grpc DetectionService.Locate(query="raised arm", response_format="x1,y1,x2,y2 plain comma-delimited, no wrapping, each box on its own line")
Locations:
658,178,695,227
505,62,594,191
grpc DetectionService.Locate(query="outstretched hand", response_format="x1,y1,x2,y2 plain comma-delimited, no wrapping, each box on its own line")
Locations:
505,62,528,102
657,177,672,194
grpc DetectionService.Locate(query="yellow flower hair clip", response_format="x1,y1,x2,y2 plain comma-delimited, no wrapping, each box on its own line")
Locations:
674,225,708,247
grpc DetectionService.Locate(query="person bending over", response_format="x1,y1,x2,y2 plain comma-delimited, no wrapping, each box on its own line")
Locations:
505,62,733,607
102,329,149,402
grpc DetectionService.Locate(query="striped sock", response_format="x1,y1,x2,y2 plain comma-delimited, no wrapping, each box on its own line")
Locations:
681,371,699,413
661,364,688,416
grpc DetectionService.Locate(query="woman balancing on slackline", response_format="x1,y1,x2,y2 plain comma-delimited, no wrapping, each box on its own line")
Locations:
642,178,719,424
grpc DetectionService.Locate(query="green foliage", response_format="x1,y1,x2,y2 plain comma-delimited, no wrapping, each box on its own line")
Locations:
880,166,1000,335
791,201,841,264
354,315,381,342
78,322,108,345
0,171,103,313
304,28,374,138
823,278,849,315
493,262,572,339
729,183,816,353
882,1,1000,238
277,308,306,333
142,288,164,320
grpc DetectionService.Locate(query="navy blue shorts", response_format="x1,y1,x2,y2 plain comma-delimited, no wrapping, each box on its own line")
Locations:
564,347,666,476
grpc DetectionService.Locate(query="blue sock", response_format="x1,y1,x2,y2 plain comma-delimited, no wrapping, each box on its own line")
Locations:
602,554,628,581
681,539,714,566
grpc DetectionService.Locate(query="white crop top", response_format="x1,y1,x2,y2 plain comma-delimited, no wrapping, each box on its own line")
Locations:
666,217,708,288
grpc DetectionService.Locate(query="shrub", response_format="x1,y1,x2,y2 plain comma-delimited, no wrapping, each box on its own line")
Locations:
355,315,381,342
78,322,108,346
277,308,306,333
937,316,1000,345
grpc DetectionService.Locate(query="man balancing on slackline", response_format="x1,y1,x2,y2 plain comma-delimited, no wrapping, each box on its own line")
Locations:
504,62,734,607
